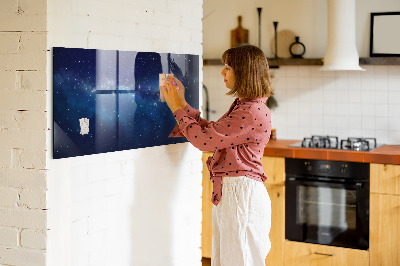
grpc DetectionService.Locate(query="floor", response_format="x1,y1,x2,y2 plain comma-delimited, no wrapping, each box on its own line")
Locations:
202,257,211,266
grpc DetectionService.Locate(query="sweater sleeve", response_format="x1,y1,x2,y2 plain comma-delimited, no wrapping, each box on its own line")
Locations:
172,106,257,152
169,104,210,137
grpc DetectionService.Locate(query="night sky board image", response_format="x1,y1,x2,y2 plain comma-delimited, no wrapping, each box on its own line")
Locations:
53,47,199,159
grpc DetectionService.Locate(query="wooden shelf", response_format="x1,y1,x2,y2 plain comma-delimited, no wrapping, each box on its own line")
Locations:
203,57,400,67
203,58,323,67
359,57,400,65
268,58,322,67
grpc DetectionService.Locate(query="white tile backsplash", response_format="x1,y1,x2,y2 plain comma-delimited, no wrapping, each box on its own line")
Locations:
388,65,400,76
375,117,389,130
323,103,336,116
203,65,400,144
388,91,400,104
285,66,298,77
374,77,388,91
374,65,388,77
286,77,299,89
362,116,375,130
375,104,389,117
336,103,349,116
389,119,400,131
375,130,389,144
362,90,375,103
389,105,400,117
374,90,388,104
335,73,349,90
298,67,311,78
336,115,348,129
338,91,350,104
389,131,400,143
298,77,311,89
361,104,374,117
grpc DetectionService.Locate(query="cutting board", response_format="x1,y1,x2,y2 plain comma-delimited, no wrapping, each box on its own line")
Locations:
231,16,249,48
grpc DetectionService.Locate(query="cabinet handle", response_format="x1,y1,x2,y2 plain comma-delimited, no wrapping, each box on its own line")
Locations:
314,252,335,257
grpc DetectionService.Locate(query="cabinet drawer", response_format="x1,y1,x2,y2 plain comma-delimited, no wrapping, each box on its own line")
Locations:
284,241,369,266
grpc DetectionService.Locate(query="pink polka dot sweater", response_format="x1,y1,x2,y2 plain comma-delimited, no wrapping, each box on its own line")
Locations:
169,97,272,206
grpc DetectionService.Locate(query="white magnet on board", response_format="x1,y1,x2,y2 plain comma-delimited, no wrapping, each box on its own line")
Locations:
79,118,89,135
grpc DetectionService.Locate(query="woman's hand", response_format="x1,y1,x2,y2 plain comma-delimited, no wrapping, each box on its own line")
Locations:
161,76,186,113
171,76,187,108
165,75,187,108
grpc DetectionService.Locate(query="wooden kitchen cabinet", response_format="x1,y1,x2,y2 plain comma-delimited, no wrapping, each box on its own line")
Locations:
202,152,213,258
370,193,400,266
201,154,286,265
284,241,369,266
370,163,400,195
370,163,400,266
261,156,285,186
264,184,285,266
262,156,285,266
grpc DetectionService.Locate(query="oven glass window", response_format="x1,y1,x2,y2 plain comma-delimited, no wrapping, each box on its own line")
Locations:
297,186,356,230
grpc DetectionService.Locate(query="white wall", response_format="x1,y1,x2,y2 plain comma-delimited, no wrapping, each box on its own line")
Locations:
203,0,400,145
203,0,400,58
46,1,203,266
0,0,48,265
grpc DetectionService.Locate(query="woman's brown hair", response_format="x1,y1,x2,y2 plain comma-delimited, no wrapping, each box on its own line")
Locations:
221,44,273,99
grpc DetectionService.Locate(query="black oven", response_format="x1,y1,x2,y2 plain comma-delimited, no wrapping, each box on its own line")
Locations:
285,158,369,250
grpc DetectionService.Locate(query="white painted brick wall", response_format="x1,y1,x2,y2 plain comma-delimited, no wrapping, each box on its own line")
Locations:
19,189,47,209
46,1,203,266
21,229,47,250
0,3,46,32
0,0,48,265
0,187,19,208
0,247,46,266
0,227,19,247
0,169,47,189
0,208,46,230
2,1,203,266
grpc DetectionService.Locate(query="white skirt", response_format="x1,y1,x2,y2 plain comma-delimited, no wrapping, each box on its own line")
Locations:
212,176,271,266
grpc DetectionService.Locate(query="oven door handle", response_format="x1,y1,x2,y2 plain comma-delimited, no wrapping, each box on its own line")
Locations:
287,177,364,189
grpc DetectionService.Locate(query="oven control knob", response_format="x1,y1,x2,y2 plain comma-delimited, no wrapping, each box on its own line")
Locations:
304,161,312,171
340,164,347,174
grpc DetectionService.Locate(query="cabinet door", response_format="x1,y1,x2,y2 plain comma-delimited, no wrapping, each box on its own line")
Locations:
261,156,285,185
370,163,400,195
370,193,400,266
265,184,284,266
284,241,369,266
202,152,213,258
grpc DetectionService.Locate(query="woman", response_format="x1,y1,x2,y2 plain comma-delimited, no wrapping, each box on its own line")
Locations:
161,44,273,266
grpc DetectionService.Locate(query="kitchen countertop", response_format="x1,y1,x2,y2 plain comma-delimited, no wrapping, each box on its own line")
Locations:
263,139,400,165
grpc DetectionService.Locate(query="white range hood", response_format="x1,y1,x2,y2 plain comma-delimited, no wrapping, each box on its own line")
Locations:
320,0,365,71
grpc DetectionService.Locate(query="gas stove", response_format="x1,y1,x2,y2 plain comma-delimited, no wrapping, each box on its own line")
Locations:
289,135,381,151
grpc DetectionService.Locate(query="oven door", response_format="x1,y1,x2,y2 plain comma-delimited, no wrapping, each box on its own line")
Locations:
285,177,369,250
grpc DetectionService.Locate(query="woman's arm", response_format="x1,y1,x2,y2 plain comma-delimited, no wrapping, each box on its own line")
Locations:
172,106,256,152
162,76,210,139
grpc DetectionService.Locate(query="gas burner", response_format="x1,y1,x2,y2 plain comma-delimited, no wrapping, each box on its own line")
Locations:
301,135,339,149
290,136,380,151
340,137,377,151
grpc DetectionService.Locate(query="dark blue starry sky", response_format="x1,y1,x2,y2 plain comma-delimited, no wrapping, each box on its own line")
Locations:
53,47,199,159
